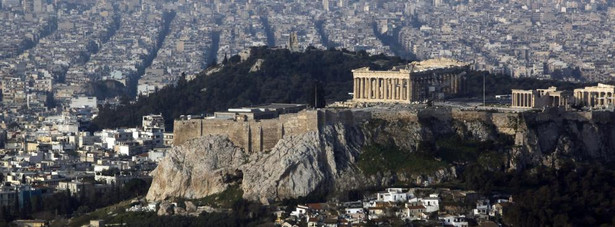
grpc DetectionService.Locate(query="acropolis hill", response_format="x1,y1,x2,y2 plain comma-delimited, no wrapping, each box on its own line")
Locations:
138,48,615,204
151,104,615,202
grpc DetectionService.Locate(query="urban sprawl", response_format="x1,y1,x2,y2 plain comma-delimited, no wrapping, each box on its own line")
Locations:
2,0,615,226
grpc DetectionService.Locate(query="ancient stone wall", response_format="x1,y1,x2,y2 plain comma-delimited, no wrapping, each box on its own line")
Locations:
173,119,203,146
172,110,367,152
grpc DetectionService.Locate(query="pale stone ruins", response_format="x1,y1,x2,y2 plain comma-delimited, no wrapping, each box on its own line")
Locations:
511,87,571,109
352,58,470,103
510,84,615,109
573,83,615,108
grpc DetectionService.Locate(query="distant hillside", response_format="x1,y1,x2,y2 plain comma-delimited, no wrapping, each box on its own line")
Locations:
92,47,584,130
83,80,127,100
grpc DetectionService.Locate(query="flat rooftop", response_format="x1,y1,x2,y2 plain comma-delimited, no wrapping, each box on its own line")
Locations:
227,103,307,113
411,58,469,72
246,103,306,109
353,58,469,74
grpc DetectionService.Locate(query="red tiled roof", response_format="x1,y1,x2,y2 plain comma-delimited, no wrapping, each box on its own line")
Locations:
307,203,325,210
407,205,426,210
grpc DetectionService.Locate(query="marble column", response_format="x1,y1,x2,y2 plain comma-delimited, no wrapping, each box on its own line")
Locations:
379,79,382,100
407,79,411,100
388,78,393,100
360,78,365,99
375,79,380,99
399,79,403,100
366,78,371,100
371,78,375,99
380,79,384,99
454,74,458,93
362,78,366,99
360,78,364,99
384,79,388,100
401,79,406,100
390,79,394,100
403,79,406,100
353,78,358,99
394,79,398,100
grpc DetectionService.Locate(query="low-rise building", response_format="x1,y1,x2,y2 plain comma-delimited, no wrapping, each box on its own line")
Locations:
409,194,440,213
376,188,413,202
401,202,427,220
439,215,469,227
473,199,490,218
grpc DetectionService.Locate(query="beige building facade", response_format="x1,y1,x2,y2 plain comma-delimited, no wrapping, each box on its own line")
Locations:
352,58,469,103
573,83,615,108
511,87,571,109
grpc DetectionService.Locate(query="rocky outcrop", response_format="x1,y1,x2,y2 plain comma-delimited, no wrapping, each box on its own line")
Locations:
146,135,248,201
157,201,174,216
147,108,615,203
242,124,364,203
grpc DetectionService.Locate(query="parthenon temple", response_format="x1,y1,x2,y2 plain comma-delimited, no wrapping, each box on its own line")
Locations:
352,58,470,103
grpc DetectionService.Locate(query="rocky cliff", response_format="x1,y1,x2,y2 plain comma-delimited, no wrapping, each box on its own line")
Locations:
146,135,248,200
147,108,615,203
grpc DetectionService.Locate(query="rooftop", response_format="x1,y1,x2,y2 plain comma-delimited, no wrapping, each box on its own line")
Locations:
411,58,470,72
227,103,306,113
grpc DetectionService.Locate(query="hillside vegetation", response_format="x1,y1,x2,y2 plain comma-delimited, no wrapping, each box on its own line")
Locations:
93,47,584,130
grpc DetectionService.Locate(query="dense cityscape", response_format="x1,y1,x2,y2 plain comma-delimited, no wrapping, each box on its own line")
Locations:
2,0,615,226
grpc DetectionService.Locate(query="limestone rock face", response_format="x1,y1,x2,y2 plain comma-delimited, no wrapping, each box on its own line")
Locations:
241,124,363,203
185,201,197,213
146,135,248,201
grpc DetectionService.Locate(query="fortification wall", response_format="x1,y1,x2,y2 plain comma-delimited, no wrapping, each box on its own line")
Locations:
173,119,203,146
490,113,519,135
172,110,364,152
201,120,250,151
370,110,419,121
